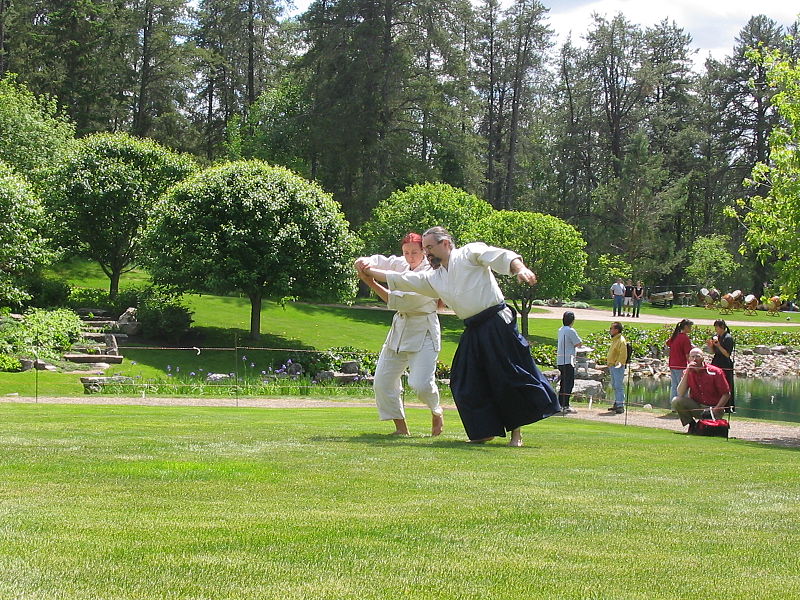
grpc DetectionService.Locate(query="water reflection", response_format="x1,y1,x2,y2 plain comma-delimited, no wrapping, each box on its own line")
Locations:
624,377,800,424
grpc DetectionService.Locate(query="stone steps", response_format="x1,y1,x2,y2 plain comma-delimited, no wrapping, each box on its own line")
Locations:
63,353,124,364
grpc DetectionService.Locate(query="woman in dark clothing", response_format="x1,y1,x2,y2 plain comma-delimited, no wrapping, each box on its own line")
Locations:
708,319,735,411
632,281,645,317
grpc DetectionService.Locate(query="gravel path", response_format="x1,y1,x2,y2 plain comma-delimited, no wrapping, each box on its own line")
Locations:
532,305,800,327
3,395,798,449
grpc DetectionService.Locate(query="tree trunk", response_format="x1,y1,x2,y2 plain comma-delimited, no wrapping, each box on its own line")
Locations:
133,0,153,137
0,0,7,77
247,0,256,107
109,269,121,301
248,291,262,340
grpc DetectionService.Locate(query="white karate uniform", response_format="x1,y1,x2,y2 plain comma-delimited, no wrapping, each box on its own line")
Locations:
384,242,520,319
366,254,442,420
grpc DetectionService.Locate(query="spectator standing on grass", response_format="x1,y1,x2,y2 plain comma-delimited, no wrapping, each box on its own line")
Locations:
666,319,693,403
606,322,627,414
359,226,560,447
708,319,735,412
623,279,634,317
632,281,645,318
610,278,625,317
355,233,444,437
672,347,731,433
557,311,582,415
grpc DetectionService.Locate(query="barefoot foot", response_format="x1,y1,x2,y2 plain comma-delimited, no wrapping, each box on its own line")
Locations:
431,413,444,436
509,428,523,447
467,436,495,444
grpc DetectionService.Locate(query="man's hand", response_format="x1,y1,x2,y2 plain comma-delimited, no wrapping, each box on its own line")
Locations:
354,257,370,271
510,258,537,285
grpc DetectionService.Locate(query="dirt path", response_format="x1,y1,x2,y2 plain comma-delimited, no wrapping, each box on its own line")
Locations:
3,395,797,449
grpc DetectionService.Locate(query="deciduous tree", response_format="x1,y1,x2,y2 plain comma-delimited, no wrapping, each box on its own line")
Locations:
466,210,586,336
45,133,196,298
144,160,359,339
359,182,493,255
0,162,55,306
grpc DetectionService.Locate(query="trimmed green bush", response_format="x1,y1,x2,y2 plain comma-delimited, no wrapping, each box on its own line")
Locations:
0,308,82,361
0,353,22,372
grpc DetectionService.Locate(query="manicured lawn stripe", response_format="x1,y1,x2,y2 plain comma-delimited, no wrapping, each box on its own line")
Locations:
0,403,797,599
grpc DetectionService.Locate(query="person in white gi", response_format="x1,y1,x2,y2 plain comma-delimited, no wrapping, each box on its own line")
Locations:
355,233,444,436
359,226,559,447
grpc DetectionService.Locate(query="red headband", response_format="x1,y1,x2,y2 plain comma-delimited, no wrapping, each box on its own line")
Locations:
401,233,423,247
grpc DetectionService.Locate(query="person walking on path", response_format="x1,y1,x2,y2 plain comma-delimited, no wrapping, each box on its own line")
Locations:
708,319,735,412
359,226,560,447
606,321,627,414
611,278,625,317
632,281,645,318
557,311,583,414
666,319,694,402
355,233,444,437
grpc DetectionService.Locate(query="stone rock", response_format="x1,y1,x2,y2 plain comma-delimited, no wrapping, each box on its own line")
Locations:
206,373,231,382
287,362,304,376
770,346,789,355
116,321,142,336
34,359,49,370
753,345,772,355
575,368,605,381
19,358,34,371
117,307,137,323
80,375,134,394
315,370,335,381
571,379,604,399
334,373,360,384
104,333,120,356
742,348,754,355
340,361,359,374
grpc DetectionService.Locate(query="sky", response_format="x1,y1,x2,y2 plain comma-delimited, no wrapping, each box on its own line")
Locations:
285,0,797,69
545,0,798,67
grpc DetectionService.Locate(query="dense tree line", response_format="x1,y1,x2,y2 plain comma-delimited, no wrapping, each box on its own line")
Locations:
0,0,798,291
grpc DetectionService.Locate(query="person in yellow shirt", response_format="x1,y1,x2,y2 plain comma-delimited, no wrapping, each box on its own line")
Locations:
606,321,627,414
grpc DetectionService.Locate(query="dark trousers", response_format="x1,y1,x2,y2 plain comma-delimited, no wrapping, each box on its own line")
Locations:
558,364,575,407
450,304,560,439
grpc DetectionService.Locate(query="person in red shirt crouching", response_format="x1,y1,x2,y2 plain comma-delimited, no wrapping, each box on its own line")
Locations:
671,347,731,434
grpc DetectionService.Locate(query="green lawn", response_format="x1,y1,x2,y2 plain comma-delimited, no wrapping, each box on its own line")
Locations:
46,257,151,291
6,259,794,399
0,403,797,599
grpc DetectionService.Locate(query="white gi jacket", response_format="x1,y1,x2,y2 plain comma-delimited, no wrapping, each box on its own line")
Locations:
366,254,441,352
385,243,520,320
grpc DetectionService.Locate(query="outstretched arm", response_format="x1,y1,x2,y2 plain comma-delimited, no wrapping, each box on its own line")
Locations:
359,264,390,283
357,269,389,303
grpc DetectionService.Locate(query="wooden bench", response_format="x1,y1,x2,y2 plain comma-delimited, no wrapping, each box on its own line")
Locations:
648,291,673,308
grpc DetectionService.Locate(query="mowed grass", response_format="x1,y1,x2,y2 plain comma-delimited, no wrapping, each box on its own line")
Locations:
0,403,798,600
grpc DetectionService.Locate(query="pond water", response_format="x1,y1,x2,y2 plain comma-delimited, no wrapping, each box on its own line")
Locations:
623,377,800,424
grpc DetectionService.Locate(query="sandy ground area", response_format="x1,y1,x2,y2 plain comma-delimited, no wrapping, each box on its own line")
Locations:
3,395,797,449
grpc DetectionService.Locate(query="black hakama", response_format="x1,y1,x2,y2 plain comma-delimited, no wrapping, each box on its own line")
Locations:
449,303,561,440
